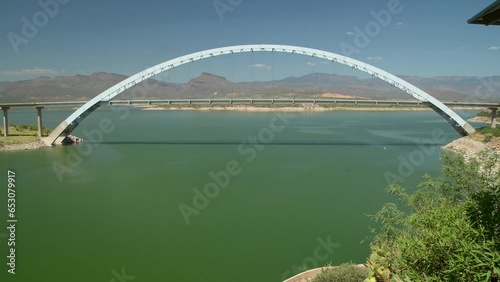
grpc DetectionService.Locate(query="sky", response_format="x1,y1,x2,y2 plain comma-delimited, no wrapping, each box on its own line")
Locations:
0,0,499,82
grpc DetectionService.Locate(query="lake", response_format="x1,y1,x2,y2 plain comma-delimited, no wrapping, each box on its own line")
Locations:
0,108,480,282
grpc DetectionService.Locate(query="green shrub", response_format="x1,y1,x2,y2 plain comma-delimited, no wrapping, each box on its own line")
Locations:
477,110,493,117
478,127,500,137
444,227,500,282
368,151,500,281
312,263,368,282
441,151,499,239
42,126,52,135
477,110,499,119
18,123,28,130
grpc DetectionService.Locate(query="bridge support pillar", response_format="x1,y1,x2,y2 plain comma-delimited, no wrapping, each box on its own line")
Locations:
35,106,44,137
491,107,497,129
1,107,10,137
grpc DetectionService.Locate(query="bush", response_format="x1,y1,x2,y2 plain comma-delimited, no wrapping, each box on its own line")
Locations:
42,126,52,135
477,110,499,119
440,151,499,239
312,263,368,282
368,151,500,281
478,127,500,137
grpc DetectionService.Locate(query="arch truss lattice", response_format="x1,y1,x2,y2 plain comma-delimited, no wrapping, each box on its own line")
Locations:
44,44,476,145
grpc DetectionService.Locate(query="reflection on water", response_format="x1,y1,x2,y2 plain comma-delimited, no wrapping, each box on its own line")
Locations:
92,140,444,146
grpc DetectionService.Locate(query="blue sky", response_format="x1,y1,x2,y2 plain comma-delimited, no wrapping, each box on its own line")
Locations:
0,0,499,82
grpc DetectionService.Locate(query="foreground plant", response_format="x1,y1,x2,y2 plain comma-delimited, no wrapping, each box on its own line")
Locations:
367,151,500,281
364,246,399,282
312,263,367,282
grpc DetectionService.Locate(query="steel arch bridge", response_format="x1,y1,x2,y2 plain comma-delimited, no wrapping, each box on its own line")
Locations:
43,44,476,145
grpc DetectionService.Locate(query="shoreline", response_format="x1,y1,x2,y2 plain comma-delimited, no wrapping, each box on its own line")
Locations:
0,134,82,152
468,116,499,124
2,109,494,153
0,140,49,152
443,133,500,155
141,104,485,112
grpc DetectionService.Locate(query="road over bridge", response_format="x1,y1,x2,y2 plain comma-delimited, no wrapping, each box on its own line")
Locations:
1,99,498,138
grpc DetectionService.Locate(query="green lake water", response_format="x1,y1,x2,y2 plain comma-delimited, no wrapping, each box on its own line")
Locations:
0,108,480,282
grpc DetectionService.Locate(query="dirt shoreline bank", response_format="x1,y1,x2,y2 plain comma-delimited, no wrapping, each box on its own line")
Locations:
443,134,500,155
0,140,49,152
141,104,484,112
468,116,498,124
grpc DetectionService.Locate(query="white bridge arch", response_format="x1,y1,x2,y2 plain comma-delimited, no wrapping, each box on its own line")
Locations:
44,44,476,145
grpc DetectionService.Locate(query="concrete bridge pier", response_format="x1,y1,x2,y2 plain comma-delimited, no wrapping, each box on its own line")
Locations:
35,106,44,137
1,106,10,137
490,107,498,129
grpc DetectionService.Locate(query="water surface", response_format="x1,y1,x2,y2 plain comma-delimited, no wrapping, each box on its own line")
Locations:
0,109,479,282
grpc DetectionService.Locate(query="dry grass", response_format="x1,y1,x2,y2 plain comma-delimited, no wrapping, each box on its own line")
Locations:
0,126,39,147
466,128,500,152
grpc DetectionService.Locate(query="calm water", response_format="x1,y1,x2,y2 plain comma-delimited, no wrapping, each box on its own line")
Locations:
0,108,479,282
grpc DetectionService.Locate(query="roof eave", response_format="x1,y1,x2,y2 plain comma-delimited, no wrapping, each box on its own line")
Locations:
468,0,500,25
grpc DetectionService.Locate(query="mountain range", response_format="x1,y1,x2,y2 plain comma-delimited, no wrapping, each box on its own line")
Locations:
0,72,498,102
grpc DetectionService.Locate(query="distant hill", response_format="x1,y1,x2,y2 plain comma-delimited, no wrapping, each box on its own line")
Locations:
0,72,498,102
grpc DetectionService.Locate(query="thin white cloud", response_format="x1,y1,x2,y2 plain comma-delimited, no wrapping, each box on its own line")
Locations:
367,56,383,60
0,68,58,76
307,62,317,66
249,64,271,70
395,22,403,29
488,46,499,50
346,31,354,36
